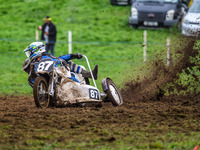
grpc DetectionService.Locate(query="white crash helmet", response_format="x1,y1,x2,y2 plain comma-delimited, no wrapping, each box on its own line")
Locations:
23,42,46,59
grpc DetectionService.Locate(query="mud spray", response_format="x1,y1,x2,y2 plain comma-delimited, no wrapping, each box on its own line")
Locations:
121,38,198,104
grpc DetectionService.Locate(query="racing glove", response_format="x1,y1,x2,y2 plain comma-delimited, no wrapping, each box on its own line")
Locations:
70,53,83,59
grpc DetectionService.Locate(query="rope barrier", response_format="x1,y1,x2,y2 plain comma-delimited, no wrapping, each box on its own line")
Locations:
0,52,160,60
0,37,167,45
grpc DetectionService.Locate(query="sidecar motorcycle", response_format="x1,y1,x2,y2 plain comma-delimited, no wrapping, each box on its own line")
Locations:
23,55,123,108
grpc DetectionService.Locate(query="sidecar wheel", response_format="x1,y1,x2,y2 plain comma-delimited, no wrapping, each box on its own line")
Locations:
105,79,123,106
33,76,50,108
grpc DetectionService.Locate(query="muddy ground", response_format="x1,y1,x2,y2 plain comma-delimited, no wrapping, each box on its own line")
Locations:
0,94,200,149
0,40,200,149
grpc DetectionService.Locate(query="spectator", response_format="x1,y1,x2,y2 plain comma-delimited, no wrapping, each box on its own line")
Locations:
39,16,57,56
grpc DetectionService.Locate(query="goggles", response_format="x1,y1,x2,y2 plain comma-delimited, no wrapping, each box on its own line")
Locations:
23,48,32,58
25,51,31,57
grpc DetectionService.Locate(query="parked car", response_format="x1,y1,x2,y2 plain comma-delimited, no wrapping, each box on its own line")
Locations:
129,0,187,28
110,0,132,5
181,0,200,37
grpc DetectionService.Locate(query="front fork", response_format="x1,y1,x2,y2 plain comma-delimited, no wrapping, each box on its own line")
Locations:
49,68,56,97
49,79,54,97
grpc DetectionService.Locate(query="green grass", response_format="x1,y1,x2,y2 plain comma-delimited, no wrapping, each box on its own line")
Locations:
164,40,200,95
0,0,187,95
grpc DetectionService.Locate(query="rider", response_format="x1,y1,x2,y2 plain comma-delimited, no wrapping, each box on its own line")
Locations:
22,42,98,87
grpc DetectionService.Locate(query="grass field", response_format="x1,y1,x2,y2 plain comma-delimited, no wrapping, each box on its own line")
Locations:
0,0,187,95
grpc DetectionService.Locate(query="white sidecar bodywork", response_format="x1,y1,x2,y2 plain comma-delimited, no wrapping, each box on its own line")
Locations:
54,66,102,106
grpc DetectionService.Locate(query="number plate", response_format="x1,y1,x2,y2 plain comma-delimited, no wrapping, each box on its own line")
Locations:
144,21,158,26
37,58,54,73
89,89,99,100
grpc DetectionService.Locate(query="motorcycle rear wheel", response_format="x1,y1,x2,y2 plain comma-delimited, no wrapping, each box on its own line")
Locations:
105,78,123,106
33,76,50,108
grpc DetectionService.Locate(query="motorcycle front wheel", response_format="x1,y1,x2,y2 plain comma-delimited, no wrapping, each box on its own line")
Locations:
33,76,50,108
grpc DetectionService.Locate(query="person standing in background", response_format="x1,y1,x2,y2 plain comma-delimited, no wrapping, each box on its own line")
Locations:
39,16,57,56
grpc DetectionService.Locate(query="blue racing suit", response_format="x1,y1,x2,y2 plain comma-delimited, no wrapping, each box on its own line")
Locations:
29,53,83,87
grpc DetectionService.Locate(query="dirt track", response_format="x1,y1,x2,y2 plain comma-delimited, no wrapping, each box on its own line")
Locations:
0,93,200,149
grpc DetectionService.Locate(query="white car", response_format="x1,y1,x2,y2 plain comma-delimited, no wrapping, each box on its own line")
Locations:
181,1,200,37
129,0,186,28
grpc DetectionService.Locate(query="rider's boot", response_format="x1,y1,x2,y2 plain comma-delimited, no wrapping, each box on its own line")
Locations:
81,65,98,80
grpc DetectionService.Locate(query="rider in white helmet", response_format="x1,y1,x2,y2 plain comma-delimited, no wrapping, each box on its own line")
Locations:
24,42,46,59
22,42,98,87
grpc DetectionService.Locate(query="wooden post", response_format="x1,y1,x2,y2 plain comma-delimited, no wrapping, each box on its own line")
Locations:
143,30,147,63
68,31,72,54
167,37,171,67
35,30,39,41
